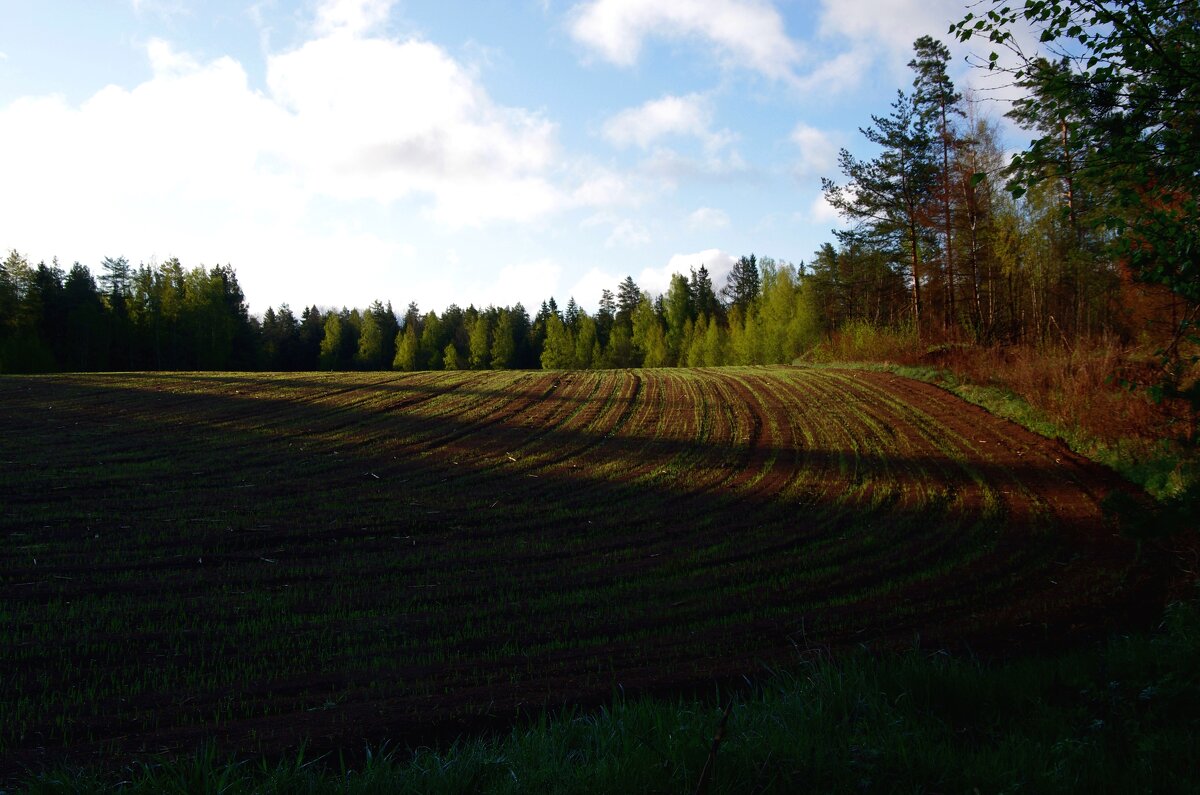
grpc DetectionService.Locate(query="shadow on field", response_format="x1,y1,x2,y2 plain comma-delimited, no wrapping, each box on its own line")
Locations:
0,370,1169,780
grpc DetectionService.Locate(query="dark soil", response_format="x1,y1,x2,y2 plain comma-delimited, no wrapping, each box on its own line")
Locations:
0,367,1171,781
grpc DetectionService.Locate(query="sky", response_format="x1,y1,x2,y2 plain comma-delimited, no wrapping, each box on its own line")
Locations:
0,0,1026,315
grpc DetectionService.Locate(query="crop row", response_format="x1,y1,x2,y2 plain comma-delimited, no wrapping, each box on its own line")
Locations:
0,367,1153,772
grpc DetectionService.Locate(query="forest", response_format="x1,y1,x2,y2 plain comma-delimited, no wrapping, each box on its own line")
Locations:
1,3,1194,382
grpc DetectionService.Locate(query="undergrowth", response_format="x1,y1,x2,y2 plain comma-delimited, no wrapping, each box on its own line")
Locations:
807,329,1198,500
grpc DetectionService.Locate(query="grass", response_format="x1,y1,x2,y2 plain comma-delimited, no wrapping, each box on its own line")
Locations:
849,360,1192,498
805,329,1198,500
17,600,1200,793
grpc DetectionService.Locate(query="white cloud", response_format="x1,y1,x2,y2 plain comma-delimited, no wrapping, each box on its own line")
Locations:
264,34,566,225
0,52,8,61
818,0,963,56
0,19,581,251
789,122,839,180
570,169,642,208
687,207,729,230
1,5,652,313
145,37,202,75
602,93,748,189
812,0,1026,89
314,0,398,36
605,219,651,248
806,188,844,222
602,93,731,152
564,250,736,310
792,45,873,94
642,147,750,185
131,0,190,19
664,248,737,290
567,266,621,309
486,259,563,308
568,0,803,81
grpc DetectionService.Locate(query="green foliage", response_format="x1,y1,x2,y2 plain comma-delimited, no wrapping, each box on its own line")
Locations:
468,312,492,370
318,312,344,371
393,324,419,371
603,323,635,368
952,0,1200,305
631,294,667,367
721,254,761,313
490,310,517,370
822,91,938,329
22,602,1200,793
418,311,444,370
663,272,693,365
442,341,460,370
354,308,385,370
574,313,598,369
539,312,575,369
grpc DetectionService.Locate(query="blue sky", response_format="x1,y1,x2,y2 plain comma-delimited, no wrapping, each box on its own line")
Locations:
0,0,1020,314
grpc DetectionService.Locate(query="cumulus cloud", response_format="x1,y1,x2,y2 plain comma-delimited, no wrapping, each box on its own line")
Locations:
811,0,1034,90
601,93,747,188
0,6,585,249
570,170,639,208
1,0,655,312
789,122,839,180
791,45,873,95
642,147,751,185
486,259,563,308
664,248,737,289
566,267,621,311
563,249,736,310
687,207,729,230
605,219,651,248
817,0,964,58
263,34,565,225
602,93,731,152
568,0,803,81
145,36,203,74
314,0,398,36
131,0,190,18
808,190,852,226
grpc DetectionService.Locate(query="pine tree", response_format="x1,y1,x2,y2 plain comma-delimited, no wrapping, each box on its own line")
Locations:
822,91,938,332
910,35,964,331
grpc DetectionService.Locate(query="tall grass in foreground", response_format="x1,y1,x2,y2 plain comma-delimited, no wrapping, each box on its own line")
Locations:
18,601,1200,794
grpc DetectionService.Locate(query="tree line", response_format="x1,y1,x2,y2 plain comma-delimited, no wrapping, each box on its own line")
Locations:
0,253,257,373
0,249,826,373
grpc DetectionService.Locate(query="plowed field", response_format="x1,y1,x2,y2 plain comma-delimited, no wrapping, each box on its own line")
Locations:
0,367,1164,774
